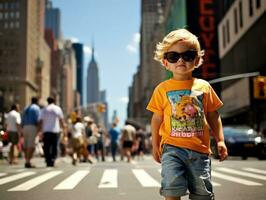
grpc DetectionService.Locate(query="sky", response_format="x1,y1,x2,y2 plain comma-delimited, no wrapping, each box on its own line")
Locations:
52,0,141,126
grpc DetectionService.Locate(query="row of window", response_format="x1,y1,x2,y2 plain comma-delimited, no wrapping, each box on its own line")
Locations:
1,21,20,29
0,2,20,10
222,0,262,48
0,11,20,20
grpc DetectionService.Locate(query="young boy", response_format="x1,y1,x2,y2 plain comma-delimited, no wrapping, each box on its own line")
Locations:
146,29,228,200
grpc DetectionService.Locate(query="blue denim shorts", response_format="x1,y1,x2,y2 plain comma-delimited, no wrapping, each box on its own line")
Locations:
160,144,214,200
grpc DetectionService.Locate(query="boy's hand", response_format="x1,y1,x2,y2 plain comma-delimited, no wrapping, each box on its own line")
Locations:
217,141,228,161
152,147,161,163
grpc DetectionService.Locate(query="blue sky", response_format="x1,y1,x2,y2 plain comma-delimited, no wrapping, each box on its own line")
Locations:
52,0,141,126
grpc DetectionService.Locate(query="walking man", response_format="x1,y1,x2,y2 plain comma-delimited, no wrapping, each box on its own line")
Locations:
39,97,66,167
22,97,40,168
5,104,22,165
108,123,120,161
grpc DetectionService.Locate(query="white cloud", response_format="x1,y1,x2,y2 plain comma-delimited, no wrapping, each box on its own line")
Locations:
119,97,129,104
83,45,92,56
126,33,140,54
69,37,79,43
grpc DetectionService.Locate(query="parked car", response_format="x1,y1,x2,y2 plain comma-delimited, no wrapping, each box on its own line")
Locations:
210,126,266,160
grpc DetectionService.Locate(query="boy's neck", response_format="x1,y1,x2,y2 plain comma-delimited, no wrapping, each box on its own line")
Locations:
172,73,193,81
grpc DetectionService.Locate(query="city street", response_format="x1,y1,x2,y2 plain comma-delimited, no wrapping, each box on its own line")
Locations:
0,155,265,200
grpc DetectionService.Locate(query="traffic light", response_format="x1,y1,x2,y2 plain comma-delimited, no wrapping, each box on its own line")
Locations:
253,76,266,99
97,103,106,113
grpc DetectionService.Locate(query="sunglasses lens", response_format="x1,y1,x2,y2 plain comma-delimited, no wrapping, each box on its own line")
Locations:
164,51,197,63
181,51,197,62
165,52,180,63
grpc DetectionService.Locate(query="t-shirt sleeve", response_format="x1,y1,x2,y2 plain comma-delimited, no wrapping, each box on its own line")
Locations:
146,87,164,115
16,113,21,125
206,84,223,112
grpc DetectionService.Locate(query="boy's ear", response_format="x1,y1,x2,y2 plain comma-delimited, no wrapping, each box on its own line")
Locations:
163,59,168,68
194,57,200,67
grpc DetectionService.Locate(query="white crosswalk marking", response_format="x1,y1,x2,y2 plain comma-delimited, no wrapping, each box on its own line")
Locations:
54,170,90,190
132,169,160,187
212,171,262,186
98,169,118,188
0,173,7,177
8,171,63,191
211,181,221,186
216,167,266,180
0,172,36,185
242,168,266,175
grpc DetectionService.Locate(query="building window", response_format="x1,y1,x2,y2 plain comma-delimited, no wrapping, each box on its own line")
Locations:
222,25,226,48
0,3,3,10
249,0,254,16
4,22,8,29
15,21,19,28
256,0,261,9
15,2,20,10
226,20,230,43
4,12,8,19
234,8,238,34
0,12,2,20
239,1,243,28
10,12,14,18
15,11,19,19
4,3,8,10
10,22,14,29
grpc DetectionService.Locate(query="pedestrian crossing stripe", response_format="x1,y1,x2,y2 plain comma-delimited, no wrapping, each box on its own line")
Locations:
212,171,262,186
0,171,36,185
242,168,266,175
132,169,160,187
216,167,266,181
98,169,118,188
8,171,63,191
54,170,90,190
0,167,265,191
0,173,7,177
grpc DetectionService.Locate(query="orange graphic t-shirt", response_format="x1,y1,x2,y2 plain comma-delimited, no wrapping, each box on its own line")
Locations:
146,78,223,154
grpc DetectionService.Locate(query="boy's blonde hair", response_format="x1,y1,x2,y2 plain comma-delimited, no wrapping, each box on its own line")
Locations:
154,28,204,68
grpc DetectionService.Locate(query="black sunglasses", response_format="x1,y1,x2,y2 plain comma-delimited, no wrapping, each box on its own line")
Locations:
164,50,197,63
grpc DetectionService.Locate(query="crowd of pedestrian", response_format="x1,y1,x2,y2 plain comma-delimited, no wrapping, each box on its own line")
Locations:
0,96,151,168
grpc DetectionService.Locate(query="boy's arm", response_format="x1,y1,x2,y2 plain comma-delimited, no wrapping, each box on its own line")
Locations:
206,111,228,161
151,113,163,163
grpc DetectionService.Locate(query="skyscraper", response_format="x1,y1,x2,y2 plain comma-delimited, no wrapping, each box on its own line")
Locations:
45,0,61,40
87,47,99,104
72,43,84,105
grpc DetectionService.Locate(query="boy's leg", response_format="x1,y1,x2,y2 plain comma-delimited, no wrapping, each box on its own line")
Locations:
187,151,214,200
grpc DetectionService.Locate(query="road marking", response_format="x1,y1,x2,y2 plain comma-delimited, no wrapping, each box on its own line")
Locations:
212,171,262,186
98,169,118,188
0,173,7,177
132,169,160,187
212,181,221,186
216,167,266,180
54,170,89,190
0,172,36,185
8,171,63,191
242,168,266,175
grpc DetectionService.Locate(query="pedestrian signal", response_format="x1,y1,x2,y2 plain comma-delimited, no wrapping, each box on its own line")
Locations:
253,76,266,99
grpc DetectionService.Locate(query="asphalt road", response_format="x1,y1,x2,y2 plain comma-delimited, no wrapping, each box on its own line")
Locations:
0,156,265,200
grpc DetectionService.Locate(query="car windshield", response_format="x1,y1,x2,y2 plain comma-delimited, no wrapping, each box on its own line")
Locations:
223,127,258,137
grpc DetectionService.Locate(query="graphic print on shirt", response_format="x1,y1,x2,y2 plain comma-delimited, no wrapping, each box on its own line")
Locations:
166,90,204,138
